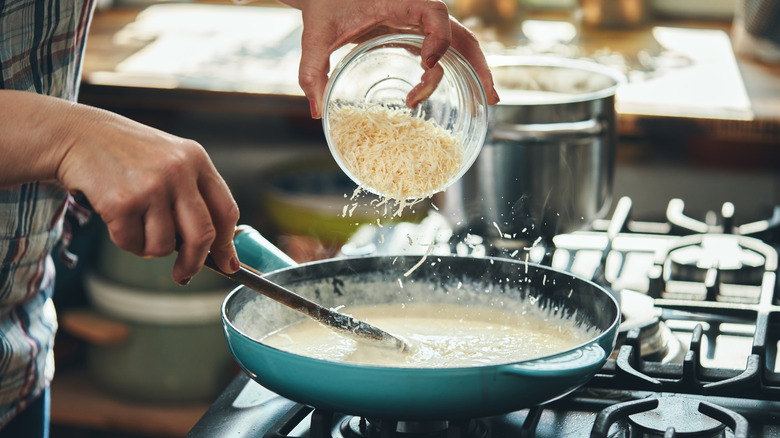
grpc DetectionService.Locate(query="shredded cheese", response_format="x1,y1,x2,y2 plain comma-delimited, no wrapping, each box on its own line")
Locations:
328,103,464,204
403,240,435,277
492,222,503,237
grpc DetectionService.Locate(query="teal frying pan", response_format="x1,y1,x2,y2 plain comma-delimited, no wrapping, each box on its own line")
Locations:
222,226,619,421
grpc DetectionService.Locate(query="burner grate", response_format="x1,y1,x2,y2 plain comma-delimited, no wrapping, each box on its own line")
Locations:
591,396,748,438
187,197,780,438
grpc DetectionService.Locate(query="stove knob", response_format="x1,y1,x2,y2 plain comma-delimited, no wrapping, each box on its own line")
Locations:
647,265,665,298
721,202,735,234
705,267,721,301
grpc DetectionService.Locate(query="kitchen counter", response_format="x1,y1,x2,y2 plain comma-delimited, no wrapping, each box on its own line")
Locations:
74,0,777,261
79,1,780,149
51,367,210,437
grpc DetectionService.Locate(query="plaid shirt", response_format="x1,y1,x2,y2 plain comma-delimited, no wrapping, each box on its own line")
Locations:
0,0,95,427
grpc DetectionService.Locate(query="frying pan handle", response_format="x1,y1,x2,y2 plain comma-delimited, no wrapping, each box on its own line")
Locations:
233,225,298,272
502,343,606,377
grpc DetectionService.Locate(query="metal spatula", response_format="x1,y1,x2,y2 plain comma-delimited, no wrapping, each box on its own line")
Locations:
202,253,410,352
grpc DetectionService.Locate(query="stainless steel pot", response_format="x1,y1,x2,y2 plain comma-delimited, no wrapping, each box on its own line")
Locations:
441,57,625,244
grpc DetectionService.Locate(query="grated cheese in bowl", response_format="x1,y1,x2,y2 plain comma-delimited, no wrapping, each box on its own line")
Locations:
321,35,488,216
328,103,464,204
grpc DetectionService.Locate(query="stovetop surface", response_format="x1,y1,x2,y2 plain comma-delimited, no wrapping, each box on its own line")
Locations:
188,373,780,437
188,198,780,438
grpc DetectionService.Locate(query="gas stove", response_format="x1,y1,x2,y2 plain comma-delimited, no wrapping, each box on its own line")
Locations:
188,197,780,438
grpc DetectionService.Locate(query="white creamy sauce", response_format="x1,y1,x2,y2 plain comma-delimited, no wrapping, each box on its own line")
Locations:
255,303,595,368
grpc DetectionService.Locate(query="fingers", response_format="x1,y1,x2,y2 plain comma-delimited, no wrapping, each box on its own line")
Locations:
101,173,171,258
99,148,237,286
294,0,498,117
171,190,214,285
172,161,240,285
105,214,146,257
414,0,452,69
142,199,176,258
406,63,444,108
449,18,500,105
298,28,332,119
54,104,240,286
107,178,238,287
198,170,241,276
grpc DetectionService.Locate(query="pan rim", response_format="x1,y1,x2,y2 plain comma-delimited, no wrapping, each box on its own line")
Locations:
221,254,620,371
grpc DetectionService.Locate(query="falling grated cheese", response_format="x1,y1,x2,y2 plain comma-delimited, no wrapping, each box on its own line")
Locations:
328,103,464,203
492,222,503,237
403,240,435,277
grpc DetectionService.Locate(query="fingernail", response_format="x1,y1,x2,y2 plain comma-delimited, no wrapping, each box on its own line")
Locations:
230,256,240,272
492,86,501,103
425,55,440,69
309,98,320,119
178,277,191,286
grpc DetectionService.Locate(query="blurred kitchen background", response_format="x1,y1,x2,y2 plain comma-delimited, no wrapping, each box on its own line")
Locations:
51,0,778,437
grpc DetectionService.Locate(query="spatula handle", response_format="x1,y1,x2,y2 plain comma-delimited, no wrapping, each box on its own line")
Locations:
203,254,408,351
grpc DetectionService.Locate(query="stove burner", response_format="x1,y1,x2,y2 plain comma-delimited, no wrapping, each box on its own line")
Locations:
617,290,682,363
651,232,777,303
337,417,488,438
668,234,766,285
628,396,727,438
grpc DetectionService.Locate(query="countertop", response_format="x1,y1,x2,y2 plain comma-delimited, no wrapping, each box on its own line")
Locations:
79,1,780,145
51,367,210,437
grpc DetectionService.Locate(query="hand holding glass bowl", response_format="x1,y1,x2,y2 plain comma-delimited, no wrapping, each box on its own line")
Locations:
322,35,488,204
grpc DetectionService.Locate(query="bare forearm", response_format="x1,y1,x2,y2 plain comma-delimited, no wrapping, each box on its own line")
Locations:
0,89,240,282
0,90,81,188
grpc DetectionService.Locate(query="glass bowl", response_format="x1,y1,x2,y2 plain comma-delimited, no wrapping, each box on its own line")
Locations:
322,34,488,200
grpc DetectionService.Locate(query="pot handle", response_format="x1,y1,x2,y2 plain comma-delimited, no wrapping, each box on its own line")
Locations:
233,225,298,272
501,343,606,377
489,118,603,142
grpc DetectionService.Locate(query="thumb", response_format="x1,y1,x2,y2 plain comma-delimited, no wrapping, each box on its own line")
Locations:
298,29,332,119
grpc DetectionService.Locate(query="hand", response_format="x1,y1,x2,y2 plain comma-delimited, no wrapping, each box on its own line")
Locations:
282,0,500,118
55,105,240,285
